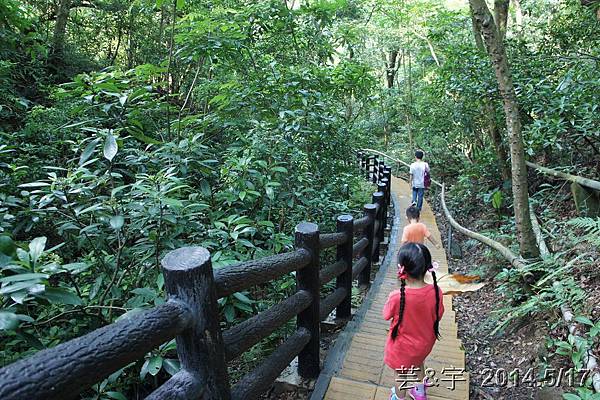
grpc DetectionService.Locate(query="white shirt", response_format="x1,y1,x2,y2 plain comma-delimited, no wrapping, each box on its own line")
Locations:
410,161,429,189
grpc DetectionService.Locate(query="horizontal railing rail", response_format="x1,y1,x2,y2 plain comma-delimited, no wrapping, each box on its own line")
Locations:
0,152,394,400
214,249,311,297
0,301,191,400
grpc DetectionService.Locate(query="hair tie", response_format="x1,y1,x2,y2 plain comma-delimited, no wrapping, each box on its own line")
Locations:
428,261,440,273
397,265,408,280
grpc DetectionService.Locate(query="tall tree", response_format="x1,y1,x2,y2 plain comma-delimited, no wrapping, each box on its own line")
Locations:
470,13,511,182
50,0,72,67
384,49,399,88
469,0,540,259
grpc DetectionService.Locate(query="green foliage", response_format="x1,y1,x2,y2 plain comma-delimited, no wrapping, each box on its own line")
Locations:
562,388,600,400
0,0,379,396
568,217,600,246
1,0,598,396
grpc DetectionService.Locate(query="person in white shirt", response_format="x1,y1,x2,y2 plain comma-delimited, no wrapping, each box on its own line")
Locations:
409,150,429,211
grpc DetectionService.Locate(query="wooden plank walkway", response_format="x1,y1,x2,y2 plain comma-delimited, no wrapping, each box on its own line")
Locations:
321,176,469,400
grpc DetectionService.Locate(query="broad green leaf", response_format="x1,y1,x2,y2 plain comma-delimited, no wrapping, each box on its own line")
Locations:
266,186,274,200
140,358,150,380
79,139,99,166
232,292,253,304
574,316,594,326
176,0,185,9
0,236,16,256
29,236,47,264
0,273,48,283
223,304,235,322
77,204,104,216
258,220,274,227
103,133,118,162
147,356,163,376
491,190,503,209
234,302,253,313
156,273,164,290
61,262,90,274
18,182,51,188
110,215,125,230
38,287,82,305
127,126,162,145
106,392,128,400
0,312,19,331
11,290,28,304
162,198,183,208
0,281,38,295
89,275,104,300
162,358,180,376
111,185,130,197
200,180,211,197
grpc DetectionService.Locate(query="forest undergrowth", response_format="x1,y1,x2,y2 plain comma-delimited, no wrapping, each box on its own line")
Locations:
432,174,600,400
1,0,599,399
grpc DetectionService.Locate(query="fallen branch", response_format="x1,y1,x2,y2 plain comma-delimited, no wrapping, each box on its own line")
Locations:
362,148,527,269
527,161,600,191
362,148,600,391
529,202,551,260
440,184,528,270
532,207,600,392
553,281,600,392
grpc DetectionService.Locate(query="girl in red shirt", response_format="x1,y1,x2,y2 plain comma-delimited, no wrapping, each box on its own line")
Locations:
383,243,444,400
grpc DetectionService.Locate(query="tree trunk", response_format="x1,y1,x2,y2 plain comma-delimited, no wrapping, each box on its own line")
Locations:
470,12,485,50
471,11,510,181
513,0,523,31
494,0,509,41
50,0,72,66
485,102,511,181
407,49,414,149
385,50,399,89
469,0,540,259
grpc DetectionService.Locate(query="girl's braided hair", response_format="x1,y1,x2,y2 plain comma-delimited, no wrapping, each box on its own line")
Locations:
391,243,441,340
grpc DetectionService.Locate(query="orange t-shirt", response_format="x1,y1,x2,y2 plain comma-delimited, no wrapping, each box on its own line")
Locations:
401,222,431,244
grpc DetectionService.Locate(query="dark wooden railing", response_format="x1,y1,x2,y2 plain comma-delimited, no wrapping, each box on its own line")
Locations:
0,154,393,400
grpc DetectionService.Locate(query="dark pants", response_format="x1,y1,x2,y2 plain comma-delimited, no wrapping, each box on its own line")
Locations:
412,187,425,210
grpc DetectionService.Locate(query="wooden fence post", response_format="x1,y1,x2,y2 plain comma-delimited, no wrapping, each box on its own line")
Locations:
383,167,392,206
162,247,231,400
372,157,379,184
380,177,389,219
378,160,385,182
360,204,377,288
372,191,385,259
335,215,353,319
366,156,374,181
377,183,387,244
295,222,321,379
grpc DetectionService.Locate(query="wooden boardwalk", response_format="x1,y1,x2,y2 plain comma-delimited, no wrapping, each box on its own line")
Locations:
319,177,469,400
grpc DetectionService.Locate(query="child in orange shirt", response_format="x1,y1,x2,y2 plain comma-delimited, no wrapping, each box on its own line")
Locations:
401,206,440,249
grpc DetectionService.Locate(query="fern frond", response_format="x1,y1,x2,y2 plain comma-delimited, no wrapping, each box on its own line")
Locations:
568,217,600,246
